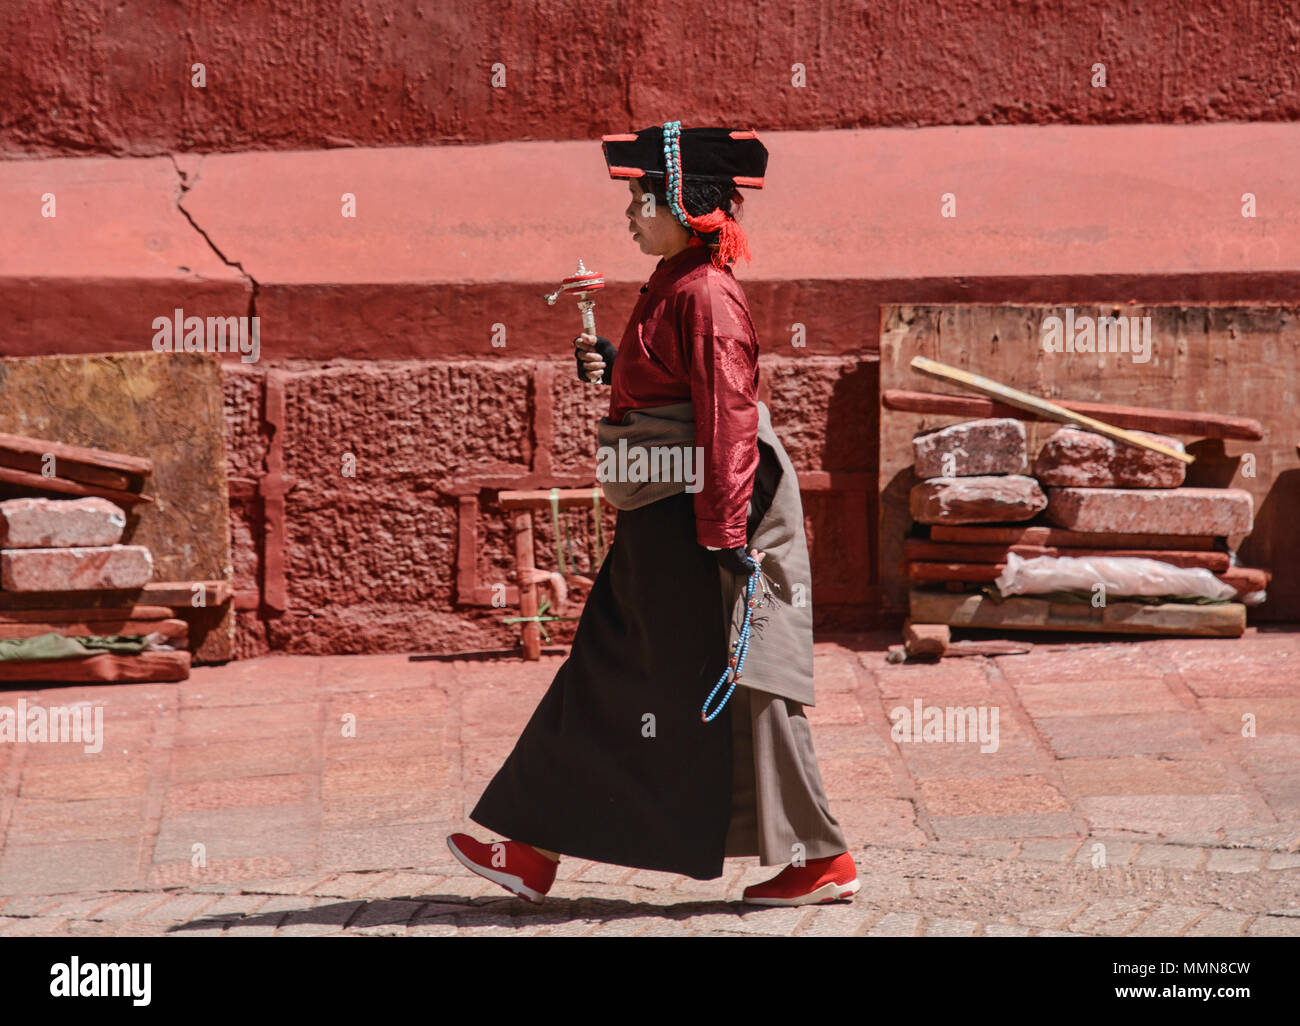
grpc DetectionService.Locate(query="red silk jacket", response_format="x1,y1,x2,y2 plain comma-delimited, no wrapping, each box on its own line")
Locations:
606,244,760,549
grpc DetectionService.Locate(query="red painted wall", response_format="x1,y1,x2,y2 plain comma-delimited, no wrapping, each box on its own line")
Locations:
4,0,1299,157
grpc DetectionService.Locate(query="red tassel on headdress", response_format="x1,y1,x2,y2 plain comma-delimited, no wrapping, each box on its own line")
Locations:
683,208,752,271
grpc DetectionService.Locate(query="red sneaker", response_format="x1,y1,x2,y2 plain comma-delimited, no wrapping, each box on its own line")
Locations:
445,833,559,904
742,852,860,906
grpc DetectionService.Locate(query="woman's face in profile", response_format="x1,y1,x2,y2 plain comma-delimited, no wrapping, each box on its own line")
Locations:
625,180,689,258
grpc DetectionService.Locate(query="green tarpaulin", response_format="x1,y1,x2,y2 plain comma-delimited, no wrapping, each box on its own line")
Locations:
0,633,153,662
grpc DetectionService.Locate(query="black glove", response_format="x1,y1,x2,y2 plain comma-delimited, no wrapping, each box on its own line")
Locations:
712,545,759,577
575,335,617,384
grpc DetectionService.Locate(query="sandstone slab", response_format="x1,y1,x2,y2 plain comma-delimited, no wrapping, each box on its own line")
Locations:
909,476,1046,525
1034,427,1186,487
1046,487,1254,536
1,545,153,591
913,418,1027,477
0,497,127,548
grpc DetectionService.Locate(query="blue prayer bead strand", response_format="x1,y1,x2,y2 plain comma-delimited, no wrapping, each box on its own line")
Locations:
701,560,760,723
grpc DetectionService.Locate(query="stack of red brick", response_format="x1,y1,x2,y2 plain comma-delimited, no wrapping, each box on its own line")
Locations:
904,418,1268,637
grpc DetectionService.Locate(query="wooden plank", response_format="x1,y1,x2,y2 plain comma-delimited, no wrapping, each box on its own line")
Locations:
904,538,1231,571
946,640,1034,657
0,649,191,683
908,588,1245,637
0,618,187,643
928,524,1218,550
908,562,1002,582
1218,567,1271,594
499,487,603,509
0,465,151,506
0,605,173,623
883,389,1264,441
141,580,233,608
0,432,153,476
0,448,133,491
513,509,541,660
909,357,1195,463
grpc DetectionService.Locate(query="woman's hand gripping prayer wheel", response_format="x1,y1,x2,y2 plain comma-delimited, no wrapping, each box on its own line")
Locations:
574,332,617,384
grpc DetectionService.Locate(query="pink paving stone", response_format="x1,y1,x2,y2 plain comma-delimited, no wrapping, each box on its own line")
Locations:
324,731,444,763
165,774,315,812
0,497,128,549
1013,678,1184,718
1034,427,1187,488
897,743,1056,779
147,857,307,888
20,759,152,800
1059,757,1237,797
930,812,1079,839
820,797,928,847
1198,697,1300,734
321,755,448,799
1076,794,1261,834
806,691,866,724
918,775,1071,816
909,475,1047,524
168,738,318,782
0,840,141,893
1045,486,1254,535
174,703,322,746
5,796,146,844
0,544,153,591
817,756,899,798
322,792,452,829
913,418,1028,478
1036,713,1205,757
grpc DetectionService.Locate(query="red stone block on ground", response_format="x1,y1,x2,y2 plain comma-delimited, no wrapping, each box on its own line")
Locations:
0,497,127,548
1046,487,1254,535
909,476,1046,525
913,418,1028,478
0,545,153,591
1034,427,1186,488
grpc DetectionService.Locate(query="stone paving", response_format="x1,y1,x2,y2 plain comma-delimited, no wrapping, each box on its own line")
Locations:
0,629,1296,937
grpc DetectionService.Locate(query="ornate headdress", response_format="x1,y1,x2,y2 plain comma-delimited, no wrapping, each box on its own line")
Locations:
601,121,769,271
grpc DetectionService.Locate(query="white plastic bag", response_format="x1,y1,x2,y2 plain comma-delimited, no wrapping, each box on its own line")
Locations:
994,551,1237,602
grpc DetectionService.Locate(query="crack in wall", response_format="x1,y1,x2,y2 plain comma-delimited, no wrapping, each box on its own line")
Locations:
169,154,259,325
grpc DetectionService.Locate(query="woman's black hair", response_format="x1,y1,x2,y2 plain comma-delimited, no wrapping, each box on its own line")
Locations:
635,175,739,247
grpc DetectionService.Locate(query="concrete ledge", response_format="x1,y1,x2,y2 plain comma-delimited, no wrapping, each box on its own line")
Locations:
3,123,1300,359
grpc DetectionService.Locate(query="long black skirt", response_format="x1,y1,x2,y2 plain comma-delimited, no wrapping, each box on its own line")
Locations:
469,489,736,880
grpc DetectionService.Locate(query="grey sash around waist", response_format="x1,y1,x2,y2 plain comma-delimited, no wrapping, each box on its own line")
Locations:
595,401,815,706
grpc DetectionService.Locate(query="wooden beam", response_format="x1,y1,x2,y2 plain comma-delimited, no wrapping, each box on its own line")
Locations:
0,649,191,683
0,618,187,643
0,432,153,477
498,487,603,509
513,510,541,660
909,357,1196,463
0,605,173,623
141,581,233,607
904,538,1231,571
883,389,1263,441
909,588,1245,636
929,525,1217,550
0,465,151,506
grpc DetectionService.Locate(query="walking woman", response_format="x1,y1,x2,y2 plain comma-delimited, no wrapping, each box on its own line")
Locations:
447,122,858,906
